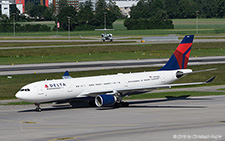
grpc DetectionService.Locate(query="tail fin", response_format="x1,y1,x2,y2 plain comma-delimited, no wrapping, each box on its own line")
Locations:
159,35,194,70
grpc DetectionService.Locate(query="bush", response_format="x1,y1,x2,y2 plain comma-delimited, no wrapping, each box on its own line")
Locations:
0,23,51,32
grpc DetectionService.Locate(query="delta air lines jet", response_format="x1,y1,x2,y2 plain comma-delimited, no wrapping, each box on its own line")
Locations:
15,35,215,111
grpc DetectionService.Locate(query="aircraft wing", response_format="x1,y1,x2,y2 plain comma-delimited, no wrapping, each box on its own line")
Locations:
77,76,215,97
113,36,131,40
95,28,114,31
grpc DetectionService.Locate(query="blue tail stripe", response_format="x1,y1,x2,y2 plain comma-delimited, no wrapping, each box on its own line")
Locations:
180,35,194,44
159,54,180,70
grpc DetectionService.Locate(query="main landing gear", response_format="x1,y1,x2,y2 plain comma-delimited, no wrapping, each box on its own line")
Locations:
35,103,41,112
114,101,129,108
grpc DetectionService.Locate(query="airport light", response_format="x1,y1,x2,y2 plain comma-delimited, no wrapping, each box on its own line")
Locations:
56,17,58,36
195,11,199,34
67,16,71,40
103,12,107,29
13,13,16,36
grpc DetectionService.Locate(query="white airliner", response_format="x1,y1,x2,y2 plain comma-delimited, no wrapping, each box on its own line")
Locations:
15,35,215,111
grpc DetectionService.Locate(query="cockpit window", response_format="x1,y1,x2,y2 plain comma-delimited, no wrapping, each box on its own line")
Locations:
20,89,30,92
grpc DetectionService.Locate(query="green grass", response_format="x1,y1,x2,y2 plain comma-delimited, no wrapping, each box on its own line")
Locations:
124,91,225,100
173,18,225,29
218,88,225,91
2,18,225,36
0,101,32,105
0,64,224,100
1,42,225,65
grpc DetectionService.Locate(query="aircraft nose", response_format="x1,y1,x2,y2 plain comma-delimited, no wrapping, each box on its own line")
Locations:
15,92,25,100
15,92,21,99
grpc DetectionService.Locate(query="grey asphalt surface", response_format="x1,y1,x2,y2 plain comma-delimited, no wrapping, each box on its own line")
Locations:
0,94,225,141
1,38,225,50
0,56,224,75
1,37,225,140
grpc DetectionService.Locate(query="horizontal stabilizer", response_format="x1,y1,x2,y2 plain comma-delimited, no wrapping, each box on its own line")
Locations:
176,68,217,77
206,76,216,83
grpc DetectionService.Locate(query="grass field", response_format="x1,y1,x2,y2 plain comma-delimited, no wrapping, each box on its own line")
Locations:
1,18,225,36
0,64,224,100
0,42,225,65
1,18,225,102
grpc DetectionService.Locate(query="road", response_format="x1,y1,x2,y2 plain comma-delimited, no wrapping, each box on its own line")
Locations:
0,94,225,141
1,38,225,50
0,56,225,75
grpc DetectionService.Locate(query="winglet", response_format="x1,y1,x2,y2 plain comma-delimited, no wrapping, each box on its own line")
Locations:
62,71,72,79
206,76,216,83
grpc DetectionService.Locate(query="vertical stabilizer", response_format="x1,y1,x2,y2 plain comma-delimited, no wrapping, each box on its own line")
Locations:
159,35,194,70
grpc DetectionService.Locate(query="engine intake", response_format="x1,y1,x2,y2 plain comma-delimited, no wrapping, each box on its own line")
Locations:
95,95,117,107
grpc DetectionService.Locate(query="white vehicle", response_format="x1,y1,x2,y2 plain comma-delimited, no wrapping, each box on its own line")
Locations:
16,35,215,111
100,32,113,42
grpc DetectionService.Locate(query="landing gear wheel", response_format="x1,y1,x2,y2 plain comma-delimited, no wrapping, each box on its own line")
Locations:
113,102,129,108
110,39,113,42
35,104,41,112
122,102,129,107
113,103,120,108
89,101,96,107
36,107,41,112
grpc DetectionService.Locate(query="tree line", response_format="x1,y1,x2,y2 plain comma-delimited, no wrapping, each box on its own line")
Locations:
0,0,121,32
1,0,225,32
124,0,225,30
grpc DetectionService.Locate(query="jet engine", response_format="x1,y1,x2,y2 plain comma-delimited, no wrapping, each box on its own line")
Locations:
95,95,117,107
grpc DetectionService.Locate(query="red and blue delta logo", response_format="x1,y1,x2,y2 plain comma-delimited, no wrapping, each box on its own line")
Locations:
44,83,66,90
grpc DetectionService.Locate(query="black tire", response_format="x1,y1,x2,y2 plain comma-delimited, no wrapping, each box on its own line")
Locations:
89,101,96,107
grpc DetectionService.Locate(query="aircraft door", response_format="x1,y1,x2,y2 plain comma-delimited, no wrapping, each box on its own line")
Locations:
67,84,73,92
160,73,166,83
37,84,47,96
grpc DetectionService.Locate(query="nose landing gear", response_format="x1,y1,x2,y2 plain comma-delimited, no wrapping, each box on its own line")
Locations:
35,103,41,112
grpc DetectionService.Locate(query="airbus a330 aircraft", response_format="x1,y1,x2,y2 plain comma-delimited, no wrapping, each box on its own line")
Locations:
15,35,215,112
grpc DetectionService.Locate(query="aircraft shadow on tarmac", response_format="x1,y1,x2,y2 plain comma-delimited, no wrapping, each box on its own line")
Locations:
18,95,210,112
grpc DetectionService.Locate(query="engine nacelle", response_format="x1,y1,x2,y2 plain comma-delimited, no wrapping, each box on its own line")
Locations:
95,95,117,107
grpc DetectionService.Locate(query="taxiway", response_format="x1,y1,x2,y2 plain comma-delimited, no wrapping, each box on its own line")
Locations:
0,95,225,141
0,56,224,75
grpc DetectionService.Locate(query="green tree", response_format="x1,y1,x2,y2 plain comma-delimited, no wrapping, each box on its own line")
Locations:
9,4,20,21
58,0,68,12
178,0,197,18
124,0,173,30
94,0,120,29
164,0,179,19
217,0,225,18
76,1,95,30
58,6,77,30
28,5,53,20
25,1,35,14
